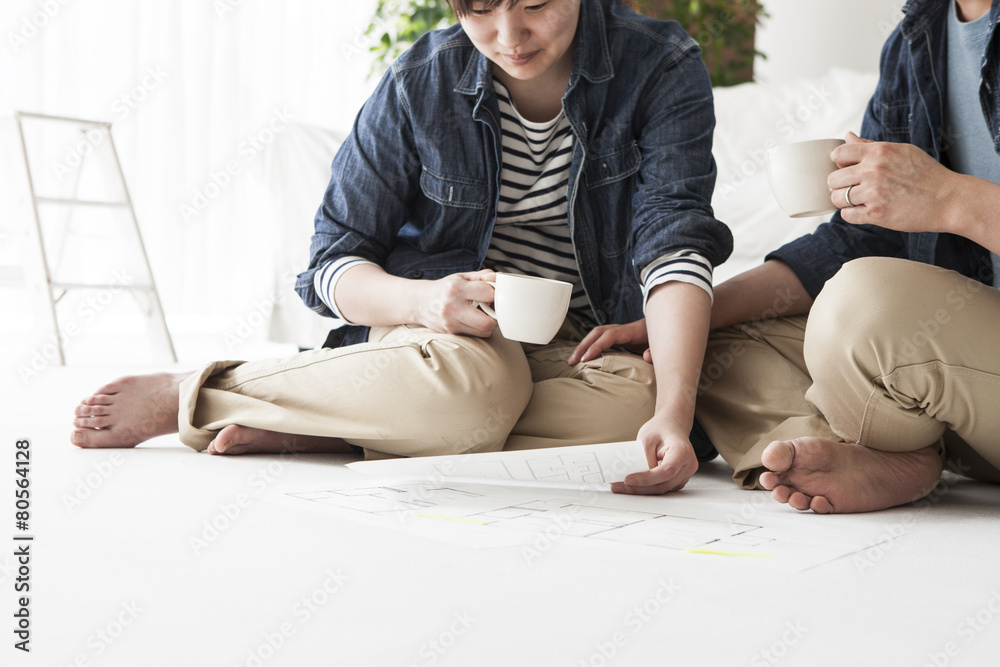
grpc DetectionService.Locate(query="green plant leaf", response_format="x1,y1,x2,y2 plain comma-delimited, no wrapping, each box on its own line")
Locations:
363,0,764,86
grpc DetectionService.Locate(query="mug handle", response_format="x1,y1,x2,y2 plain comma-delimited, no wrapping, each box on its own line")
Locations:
472,281,497,319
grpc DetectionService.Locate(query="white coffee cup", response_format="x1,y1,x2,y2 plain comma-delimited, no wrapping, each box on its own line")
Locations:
765,138,846,218
476,273,572,345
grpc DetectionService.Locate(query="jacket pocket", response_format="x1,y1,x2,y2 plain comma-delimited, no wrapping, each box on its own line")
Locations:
413,166,489,255
419,166,488,209
877,100,911,140
584,143,641,189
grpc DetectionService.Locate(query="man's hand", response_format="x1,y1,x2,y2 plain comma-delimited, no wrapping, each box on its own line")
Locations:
567,319,651,365
828,131,960,234
611,414,699,495
414,270,499,337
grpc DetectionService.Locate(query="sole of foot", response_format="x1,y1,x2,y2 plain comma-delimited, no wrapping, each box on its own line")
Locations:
758,437,942,514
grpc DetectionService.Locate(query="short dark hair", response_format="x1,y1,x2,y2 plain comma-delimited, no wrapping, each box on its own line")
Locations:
447,0,521,19
448,1,638,19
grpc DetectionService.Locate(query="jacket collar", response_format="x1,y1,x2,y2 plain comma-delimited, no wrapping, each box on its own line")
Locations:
900,0,1000,39
455,0,614,96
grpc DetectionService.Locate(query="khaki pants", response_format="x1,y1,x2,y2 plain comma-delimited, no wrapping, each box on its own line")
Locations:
696,257,1000,488
177,322,656,458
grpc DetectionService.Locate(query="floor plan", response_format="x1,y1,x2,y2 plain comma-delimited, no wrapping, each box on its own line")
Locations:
275,443,894,572
280,479,866,571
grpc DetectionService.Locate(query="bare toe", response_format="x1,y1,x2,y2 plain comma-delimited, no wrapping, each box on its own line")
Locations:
760,440,796,473
72,428,129,448
208,425,243,455
208,424,351,456
787,491,813,512
75,404,109,418
810,496,834,514
769,484,791,504
759,471,779,491
82,394,115,407
74,415,113,429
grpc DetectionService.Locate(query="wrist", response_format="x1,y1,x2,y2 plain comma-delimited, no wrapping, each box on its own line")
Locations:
946,174,1000,243
404,278,430,327
649,402,695,438
940,171,972,236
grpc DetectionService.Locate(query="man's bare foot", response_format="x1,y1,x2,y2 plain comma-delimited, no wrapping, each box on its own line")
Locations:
207,425,352,456
71,373,188,448
759,437,943,513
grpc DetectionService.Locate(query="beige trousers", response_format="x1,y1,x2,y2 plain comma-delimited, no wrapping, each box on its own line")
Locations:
696,257,1000,488
177,322,656,458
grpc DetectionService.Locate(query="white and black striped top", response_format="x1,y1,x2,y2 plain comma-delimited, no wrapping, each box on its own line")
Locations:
313,80,714,330
483,81,593,327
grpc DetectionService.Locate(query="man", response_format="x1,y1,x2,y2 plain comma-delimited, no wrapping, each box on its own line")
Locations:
691,0,1000,512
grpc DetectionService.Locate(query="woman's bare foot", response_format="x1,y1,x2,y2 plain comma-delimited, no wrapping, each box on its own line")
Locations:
71,373,189,448
759,437,943,514
207,424,352,456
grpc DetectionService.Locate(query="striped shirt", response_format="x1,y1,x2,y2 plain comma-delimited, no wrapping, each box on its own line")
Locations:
313,80,714,329
484,81,592,326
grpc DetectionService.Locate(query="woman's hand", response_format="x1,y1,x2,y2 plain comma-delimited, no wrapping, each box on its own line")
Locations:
611,413,699,495
567,319,651,365
413,269,499,337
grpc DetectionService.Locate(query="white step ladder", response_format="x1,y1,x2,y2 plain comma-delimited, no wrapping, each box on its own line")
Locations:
13,111,177,365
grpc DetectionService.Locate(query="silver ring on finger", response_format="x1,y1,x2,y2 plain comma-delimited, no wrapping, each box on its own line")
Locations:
844,184,856,207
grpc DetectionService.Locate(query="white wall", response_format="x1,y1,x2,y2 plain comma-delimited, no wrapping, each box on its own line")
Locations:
755,0,906,82
0,0,382,357
0,0,380,132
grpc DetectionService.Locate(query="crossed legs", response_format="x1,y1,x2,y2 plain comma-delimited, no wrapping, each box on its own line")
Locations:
698,257,1000,513
73,324,532,457
72,323,656,458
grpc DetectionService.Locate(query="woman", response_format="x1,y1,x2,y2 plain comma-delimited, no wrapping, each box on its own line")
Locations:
72,0,731,496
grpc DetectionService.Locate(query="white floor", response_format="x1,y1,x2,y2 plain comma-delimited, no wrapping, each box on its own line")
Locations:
3,333,1000,667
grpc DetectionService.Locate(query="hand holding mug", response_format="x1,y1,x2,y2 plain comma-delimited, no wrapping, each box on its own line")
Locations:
416,270,498,337
829,131,959,235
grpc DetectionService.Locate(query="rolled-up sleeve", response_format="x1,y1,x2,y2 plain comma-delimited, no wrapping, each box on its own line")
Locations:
295,65,422,319
765,216,908,298
629,45,733,284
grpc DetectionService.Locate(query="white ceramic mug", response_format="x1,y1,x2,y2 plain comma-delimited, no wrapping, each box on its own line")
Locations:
765,138,846,218
476,273,572,345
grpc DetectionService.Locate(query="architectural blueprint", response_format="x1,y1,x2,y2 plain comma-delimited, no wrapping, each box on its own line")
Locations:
275,442,890,571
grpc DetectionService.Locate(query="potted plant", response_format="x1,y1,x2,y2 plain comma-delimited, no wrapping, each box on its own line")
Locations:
364,0,765,87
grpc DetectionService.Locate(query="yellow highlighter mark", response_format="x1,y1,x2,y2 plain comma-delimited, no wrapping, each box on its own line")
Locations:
685,546,775,559
416,512,492,525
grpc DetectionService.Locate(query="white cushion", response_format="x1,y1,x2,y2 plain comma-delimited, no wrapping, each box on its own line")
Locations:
711,68,879,282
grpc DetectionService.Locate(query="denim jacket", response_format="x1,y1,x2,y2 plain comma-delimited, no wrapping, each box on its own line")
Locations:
768,0,1000,297
295,0,732,348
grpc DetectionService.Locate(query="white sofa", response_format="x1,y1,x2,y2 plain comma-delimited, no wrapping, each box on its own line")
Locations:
262,68,880,348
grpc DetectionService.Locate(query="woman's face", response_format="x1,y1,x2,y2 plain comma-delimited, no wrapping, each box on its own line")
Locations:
459,0,581,85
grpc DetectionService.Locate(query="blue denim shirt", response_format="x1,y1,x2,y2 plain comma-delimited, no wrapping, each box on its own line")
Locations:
768,0,999,296
296,0,732,348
